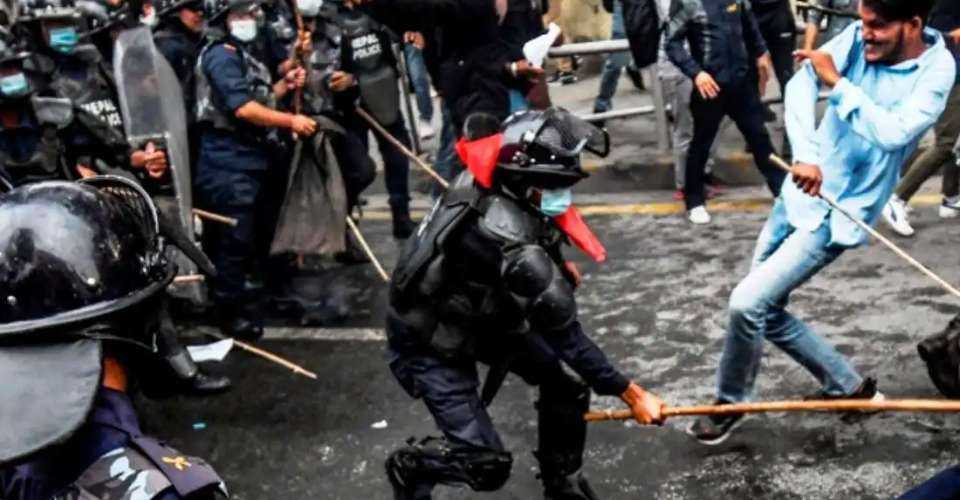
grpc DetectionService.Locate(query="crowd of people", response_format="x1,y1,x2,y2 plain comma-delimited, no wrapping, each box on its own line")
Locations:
2,0,960,498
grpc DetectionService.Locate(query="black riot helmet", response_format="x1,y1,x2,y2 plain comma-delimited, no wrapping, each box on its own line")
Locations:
203,0,260,24
0,177,174,337
157,0,202,17
15,0,82,22
493,108,610,191
0,26,48,100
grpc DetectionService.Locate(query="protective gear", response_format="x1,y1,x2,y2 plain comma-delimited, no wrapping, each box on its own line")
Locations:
15,0,83,22
0,73,30,98
918,314,960,398
501,245,577,332
195,42,275,136
0,179,169,336
228,17,258,41
339,12,401,125
202,0,260,23
156,0,202,17
385,437,513,499
114,26,206,303
48,26,80,54
539,188,572,217
296,0,321,17
496,108,608,192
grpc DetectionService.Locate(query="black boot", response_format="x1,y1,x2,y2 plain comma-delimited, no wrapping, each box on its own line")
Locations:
542,471,600,500
391,206,416,240
216,302,264,341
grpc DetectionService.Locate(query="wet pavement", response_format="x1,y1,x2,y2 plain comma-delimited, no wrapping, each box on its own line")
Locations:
142,191,960,499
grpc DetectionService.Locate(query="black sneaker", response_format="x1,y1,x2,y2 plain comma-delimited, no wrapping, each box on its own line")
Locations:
625,64,645,91
804,377,884,402
686,401,745,446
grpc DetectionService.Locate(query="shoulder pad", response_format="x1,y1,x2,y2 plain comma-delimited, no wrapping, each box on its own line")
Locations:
72,446,175,499
31,96,74,128
131,436,229,498
478,195,542,244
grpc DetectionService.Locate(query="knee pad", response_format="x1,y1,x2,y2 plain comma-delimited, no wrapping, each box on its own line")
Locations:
386,437,513,493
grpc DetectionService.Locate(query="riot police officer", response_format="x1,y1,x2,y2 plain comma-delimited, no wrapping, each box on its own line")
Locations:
195,0,316,339
0,176,228,500
154,0,205,163
384,109,667,500
13,0,169,182
314,0,416,239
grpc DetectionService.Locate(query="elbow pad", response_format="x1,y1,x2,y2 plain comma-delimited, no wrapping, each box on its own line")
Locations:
502,245,576,332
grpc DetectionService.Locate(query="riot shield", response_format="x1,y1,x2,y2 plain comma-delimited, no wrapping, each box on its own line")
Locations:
113,26,204,303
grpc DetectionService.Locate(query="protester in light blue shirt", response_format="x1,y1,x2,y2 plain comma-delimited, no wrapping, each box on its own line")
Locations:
686,0,955,446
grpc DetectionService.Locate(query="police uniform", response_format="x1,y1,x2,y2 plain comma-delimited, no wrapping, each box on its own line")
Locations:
385,110,627,500
0,178,228,500
323,1,415,238
154,3,205,164
300,5,377,215
194,26,278,333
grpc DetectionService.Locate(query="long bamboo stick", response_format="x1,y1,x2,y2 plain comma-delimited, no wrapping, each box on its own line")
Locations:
205,330,318,380
355,107,450,189
192,208,239,227
585,399,960,422
345,216,391,283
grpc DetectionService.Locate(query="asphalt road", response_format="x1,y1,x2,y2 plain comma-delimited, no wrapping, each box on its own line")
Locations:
141,191,960,500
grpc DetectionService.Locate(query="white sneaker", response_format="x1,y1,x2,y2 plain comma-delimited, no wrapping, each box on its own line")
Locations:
418,119,435,140
881,196,914,237
940,196,960,219
688,205,712,225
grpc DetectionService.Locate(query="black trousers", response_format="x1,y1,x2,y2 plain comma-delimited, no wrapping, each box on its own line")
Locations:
684,77,786,209
763,29,797,158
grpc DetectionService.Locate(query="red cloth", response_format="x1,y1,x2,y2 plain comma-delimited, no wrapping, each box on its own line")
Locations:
554,206,607,263
455,134,503,188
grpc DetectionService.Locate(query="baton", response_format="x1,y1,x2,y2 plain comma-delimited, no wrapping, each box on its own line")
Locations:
585,399,960,422
769,154,960,300
355,107,450,189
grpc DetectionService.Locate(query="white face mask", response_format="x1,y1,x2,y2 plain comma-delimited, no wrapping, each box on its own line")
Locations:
297,0,322,17
140,9,158,27
229,18,258,42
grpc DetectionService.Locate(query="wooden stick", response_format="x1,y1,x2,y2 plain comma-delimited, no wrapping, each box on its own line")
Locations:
192,208,239,227
355,107,450,189
769,154,960,300
586,399,960,422
205,330,318,380
345,216,391,283
173,274,205,284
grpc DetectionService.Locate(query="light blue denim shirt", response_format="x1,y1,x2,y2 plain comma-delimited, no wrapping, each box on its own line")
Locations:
783,22,956,247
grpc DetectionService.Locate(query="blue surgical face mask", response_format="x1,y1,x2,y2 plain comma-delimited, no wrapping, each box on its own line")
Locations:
539,188,572,217
48,27,79,54
229,18,258,42
0,73,29,98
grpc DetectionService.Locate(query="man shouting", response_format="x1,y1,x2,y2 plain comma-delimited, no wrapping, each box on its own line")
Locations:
688,0,955,445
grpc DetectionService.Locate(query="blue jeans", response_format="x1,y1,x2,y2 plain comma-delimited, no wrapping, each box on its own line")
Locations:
593,0,630,114
717,200,863,403
432,101,460,198
403,44,433,122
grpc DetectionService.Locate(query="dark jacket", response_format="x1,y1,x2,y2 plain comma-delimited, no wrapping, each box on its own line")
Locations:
665,0,769,85
365,0,513,131
929,0,960,78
